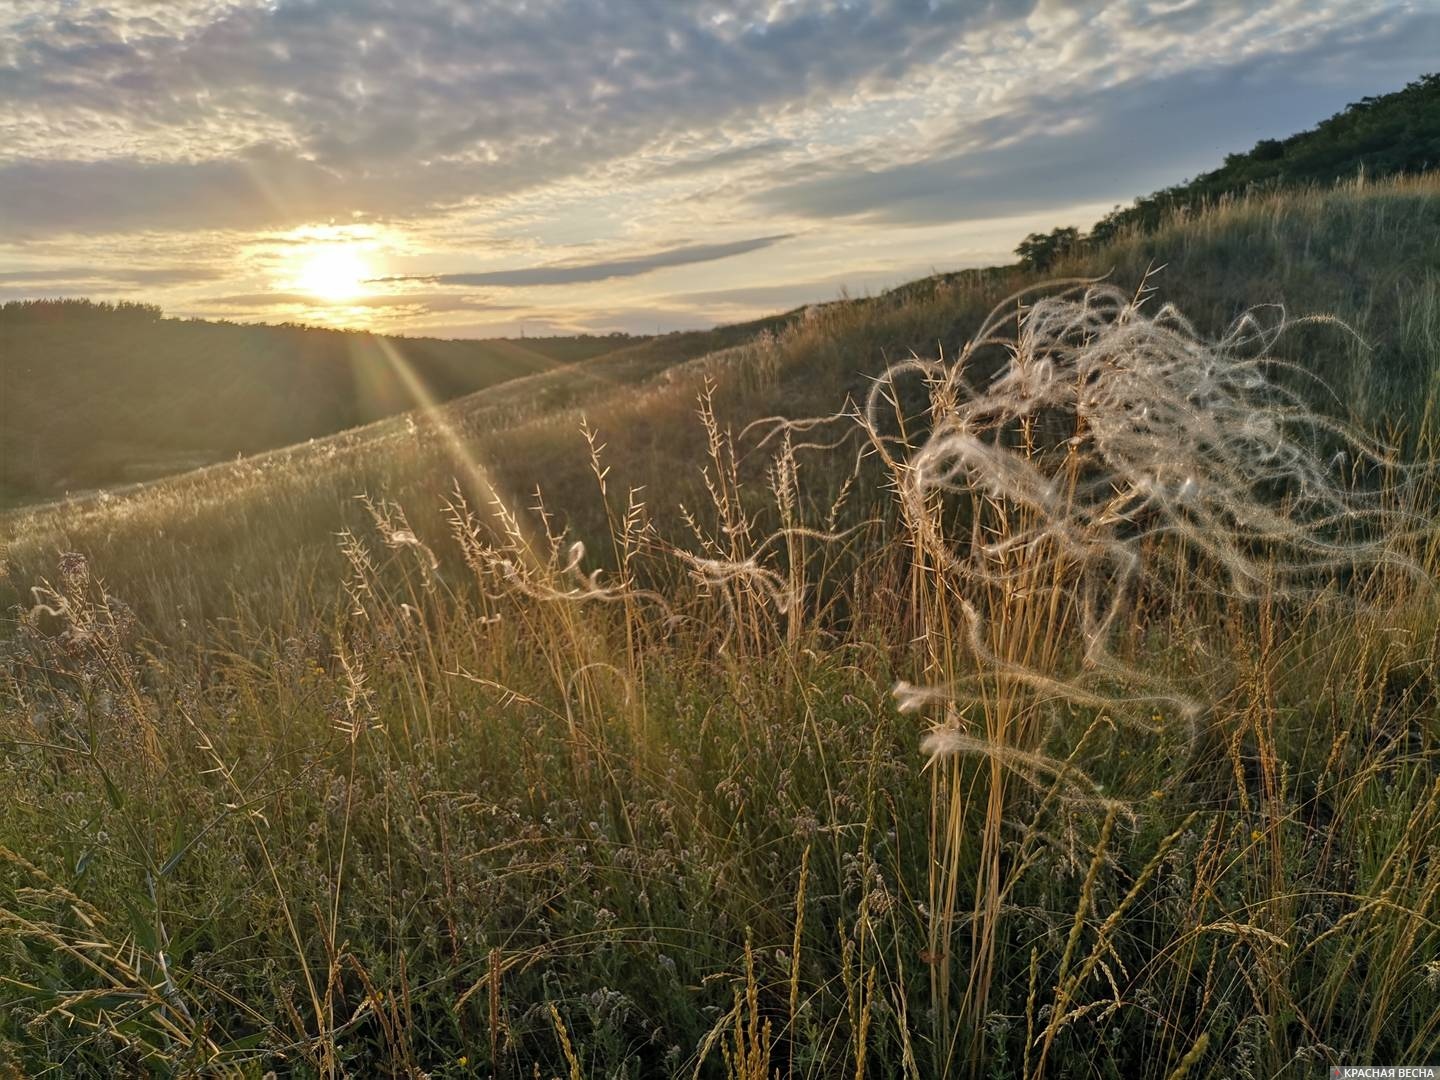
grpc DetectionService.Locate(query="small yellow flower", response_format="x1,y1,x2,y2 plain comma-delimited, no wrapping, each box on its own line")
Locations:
1250,829,1263,842
1150,789,1164,800
457,1056,469,1068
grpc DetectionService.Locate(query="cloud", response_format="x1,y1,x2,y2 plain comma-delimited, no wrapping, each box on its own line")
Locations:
0,0,1042,234
672,270,902,310
0,1,1431,243
0,150,355,236
658,139,795,178
1,0,1436,335
383,234,793,288
753,8,1440,225
0,265,225,286
201,291,520,314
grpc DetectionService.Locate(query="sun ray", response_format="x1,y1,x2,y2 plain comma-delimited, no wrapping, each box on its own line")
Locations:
358,335,546,569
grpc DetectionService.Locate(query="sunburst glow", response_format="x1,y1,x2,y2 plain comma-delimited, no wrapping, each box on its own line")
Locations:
288,245,375,302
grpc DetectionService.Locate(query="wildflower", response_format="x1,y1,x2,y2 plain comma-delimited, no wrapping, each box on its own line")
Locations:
1250,829,1263,843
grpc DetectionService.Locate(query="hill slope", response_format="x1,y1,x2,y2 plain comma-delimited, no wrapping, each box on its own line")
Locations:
4,174,1436,632
0,301,633,506
1097,71,1440,239
3,176,1440,1078
1016,72,1440,269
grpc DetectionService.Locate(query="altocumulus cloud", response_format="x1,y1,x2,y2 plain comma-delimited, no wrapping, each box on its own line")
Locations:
752,8,1440,226
0,0,1433,240
379,235,794,288
0,266,225,287
1,0,1438,335
203,291,521,314
0,0,1038,235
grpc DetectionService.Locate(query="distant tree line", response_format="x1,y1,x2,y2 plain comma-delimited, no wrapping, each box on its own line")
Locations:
1015,72,1440,270
0,298,163,324
0,302,633,505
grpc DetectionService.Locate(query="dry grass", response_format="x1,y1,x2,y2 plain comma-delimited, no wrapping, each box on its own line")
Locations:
2,175,1440,1078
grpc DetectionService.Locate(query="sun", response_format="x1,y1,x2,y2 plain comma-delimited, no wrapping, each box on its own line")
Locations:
290,245,374,302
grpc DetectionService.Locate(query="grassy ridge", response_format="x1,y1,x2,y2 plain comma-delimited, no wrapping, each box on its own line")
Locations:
1015,73,1440,272
5,175,1437,633
1083,71,1440,246
1,176,1439,1077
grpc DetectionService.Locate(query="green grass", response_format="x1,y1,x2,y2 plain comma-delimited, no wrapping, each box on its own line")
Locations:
2,175,1440,1078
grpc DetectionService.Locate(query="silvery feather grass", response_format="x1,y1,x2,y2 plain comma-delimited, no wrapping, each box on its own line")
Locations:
883,281,1422,731
847,280,1435,1071
3,177,1440,1077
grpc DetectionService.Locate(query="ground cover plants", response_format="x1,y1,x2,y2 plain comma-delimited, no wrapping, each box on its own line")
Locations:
2,177,1440,1077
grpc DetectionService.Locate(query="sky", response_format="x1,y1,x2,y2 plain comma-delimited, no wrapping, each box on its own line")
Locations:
1,0,1437,338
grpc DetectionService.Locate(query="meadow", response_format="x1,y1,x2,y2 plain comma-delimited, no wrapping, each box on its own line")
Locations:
2,175,1440,1078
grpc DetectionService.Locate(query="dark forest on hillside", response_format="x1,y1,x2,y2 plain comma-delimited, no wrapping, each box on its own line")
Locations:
0,299,632,504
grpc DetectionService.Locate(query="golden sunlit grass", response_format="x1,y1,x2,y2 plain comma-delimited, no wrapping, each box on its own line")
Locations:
3,176,1440,1077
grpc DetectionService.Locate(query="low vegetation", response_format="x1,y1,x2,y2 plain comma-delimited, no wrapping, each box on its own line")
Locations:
2,175,1439,1077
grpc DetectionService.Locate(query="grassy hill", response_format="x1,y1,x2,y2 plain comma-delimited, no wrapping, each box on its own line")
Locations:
5,174,1436,631
1098,72,1440,238
1,176,1439,1076
0,301,634,507
1016,71,1440,266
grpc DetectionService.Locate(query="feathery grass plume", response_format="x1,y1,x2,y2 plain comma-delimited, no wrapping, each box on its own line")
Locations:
11,553,158,759
865,280,1431,749
444,484,673,619
851,278,1436,1067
